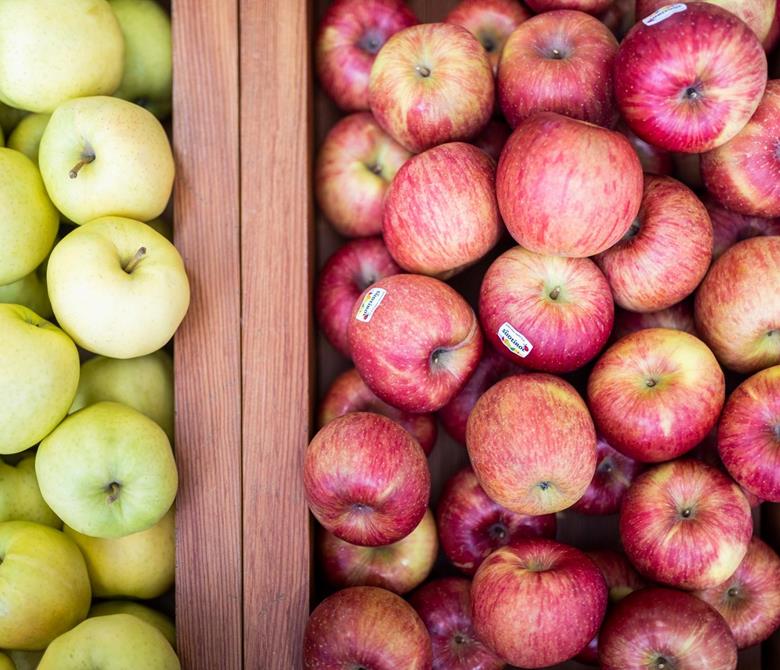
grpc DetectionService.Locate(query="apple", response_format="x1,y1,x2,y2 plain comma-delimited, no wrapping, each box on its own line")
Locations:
470,117,511,161
319,368,437,455
0,454,60,528
0,655,11,670
36,401,178,539
89,601,176,649
617,121,673,175
304,412,430,547
599,0,636,38
612,300,697,341
7,114,50,165
695,236,780,373
369,23,494,153
496,112,643,257
0,263,52,319
706,196,780,260
409,577,504,670
47,217,190,359
383,142,502,277
467,373,597,515
479,245,614,372
472,538,607,668
766,9,780,50
349,274,482,413
315,0,417,111
498,10,618,128
587,328,725,462
525,0,613,12
303,586,432,669
315,113,411,238
436,466,556,575
615,2,767,153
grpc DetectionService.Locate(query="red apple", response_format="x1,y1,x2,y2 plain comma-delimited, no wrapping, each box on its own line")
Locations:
409,577,504,670
617,121,674,175
497,10,618,128
594,175,712,313
525,0,613,14
315,113,412,238
315,0,417,111
695,236,780,373
315,237,401,357
612,300,697,341
319,368,437,455
615,2,767,153
436,466,556,575
467,373,597,515
303,412,430,546
479,246,614,372
382,142,502,278
599,0,637,39
303,586,433,669
599,587,738,670
701,80,780,218
470,117,511,161
471,538,608,668
706,196,780,260
496,112,643,257
368,23,494,152
349,274,483,413
587,328,725,462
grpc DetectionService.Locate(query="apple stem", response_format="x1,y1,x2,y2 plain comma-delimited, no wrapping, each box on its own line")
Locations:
415,64,431,78
549,286,561,300
68,151,96,179
124,247,148,274
106,482,121,503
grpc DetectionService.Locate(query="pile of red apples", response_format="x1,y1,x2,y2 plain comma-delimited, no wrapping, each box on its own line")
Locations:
304,0,780,668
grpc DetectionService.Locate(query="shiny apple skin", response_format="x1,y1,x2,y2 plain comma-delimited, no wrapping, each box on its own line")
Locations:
436,466,557,575
368,23,494,153
467,373,597,515
706,196,780,260
695,236,780,373
526,0,613,13
303,586,433,670
315,0,417,111
472,538,608,668
587,328,725,462
615,2,767,153
303,412,430,547
599,587,738,670
612,300,697,341
617,121,674,175
496,112,643,257
471,117,511,162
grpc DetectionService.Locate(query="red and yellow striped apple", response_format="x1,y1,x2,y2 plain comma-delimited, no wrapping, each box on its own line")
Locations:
706,196,780,260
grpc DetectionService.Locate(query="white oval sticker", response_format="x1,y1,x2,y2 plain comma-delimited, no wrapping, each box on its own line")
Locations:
642,3,687,25
355,287,387,322
497,322,533,358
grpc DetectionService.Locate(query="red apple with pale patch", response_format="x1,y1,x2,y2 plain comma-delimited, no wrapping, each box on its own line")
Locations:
587,328,725,462
612,300,697,341
615,2,767,153
617,121,673,175
706,196,780,260
525,0,613,13
496,112,643,257
303,412,430,547
368,23,494,152
471,117,511,161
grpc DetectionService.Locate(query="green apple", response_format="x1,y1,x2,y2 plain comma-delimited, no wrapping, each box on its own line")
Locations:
0,102,27,136
7,115,50,166
6,650,42,670
36,402,178,539
47,217,189,358
0,455,60,528
0,305,80,455
0,521,91,650
0,264,52,319
88,602,175,649
0,653,13,670
39,96,174,224
38,615,179,670
0,149,59,285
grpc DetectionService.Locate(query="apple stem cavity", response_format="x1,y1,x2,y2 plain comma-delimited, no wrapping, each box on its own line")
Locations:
124,247,148,274
106,481,121,504
453,633,467,645
646,378,657,388
727,586,739,598
415,64,431,78
481,36,496,53
68,149,96,179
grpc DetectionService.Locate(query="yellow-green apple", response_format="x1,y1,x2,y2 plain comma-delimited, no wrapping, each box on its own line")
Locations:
303,586,432,669
587,328,725,462
600,587,738,670
349,274,482,413
409,577,504,670
318,509,437,594
39,96,174,224
315,0,417,111
383,142,502,277
599,0,636,38
467,373,597,514
472,538,608,668
693,536,780,649
436,466,556,575
38,614,180,670
369,23,494,153
617,121,674,175
612,300,697,341
0,455,60,528
479,246,614,372
496,112,643,257
319,368,436,455
0,0,124,113
69,351,174,440
526,0,613,12
315,113,411,238
0,305,79,455
701,81,780,218
498,10,618,128
706,196,780,260
89,601,176,649
594,175,712,312
0,263,52,319
0,521,90,650
303,412,430,546
7,114,49,165
615,3,767,153
695,236,780,373
0,148,58,285
470,117,511,161
47,217,190,359
0,654,12,670
36,401,178,539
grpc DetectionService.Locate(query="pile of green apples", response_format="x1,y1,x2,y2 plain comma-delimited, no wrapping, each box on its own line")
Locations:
0,1,185,668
